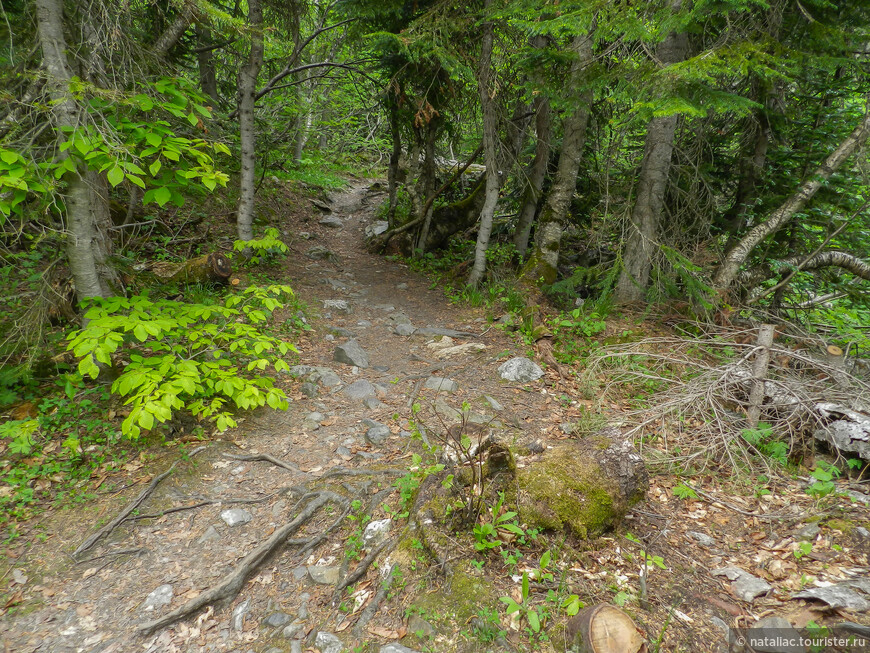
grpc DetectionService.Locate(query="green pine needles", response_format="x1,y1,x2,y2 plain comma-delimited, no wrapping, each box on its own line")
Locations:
67,285,298,438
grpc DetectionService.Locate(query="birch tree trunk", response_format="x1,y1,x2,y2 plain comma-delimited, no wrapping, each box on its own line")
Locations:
519,31,594,286
614,14,688,304
35,0,113,302
387,97,402,227
467,1,500,287
713,97,870,291
236,0,264,243
513,95,551,256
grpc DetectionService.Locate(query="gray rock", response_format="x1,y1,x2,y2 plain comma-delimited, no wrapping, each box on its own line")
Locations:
282,621,305,639
380,645,421,653
396,282,409,290
311,367,342,387
365,424,391,445
325,278,348,290
307,245,338,262
795,523,820,541
356,451,383,461
364,221,389,238
333,340,369,368
407,614,435,638
390,312,413,325
343,379,376,400
689,531,716,548
289,365,313,378
319,216,343,228
298,231,313,240
221,508,253,527
141,584,173,612
336,446,352,457
363,397,385,410
303,411,324,430
424,377,458,393
328,326,353,338
197,525,221,544
300,382,319,398
264,648,284,653
498,357,544,382
839,489,870,505
231,598,251,631
308,565,340,585
856,526,870,539
395,324,416,336
483,395,504,411
559,422,575,435
263,612,293,628
746,616,803,653
712,566,772,602
315,631,344,653
415,326,477,338
272,500,286,517
363,519,392,548
794,578,870,611
292,566,308,580
290,641,303,653
323,299,351,314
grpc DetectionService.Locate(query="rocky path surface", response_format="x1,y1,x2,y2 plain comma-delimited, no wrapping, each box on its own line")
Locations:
1,180,554,653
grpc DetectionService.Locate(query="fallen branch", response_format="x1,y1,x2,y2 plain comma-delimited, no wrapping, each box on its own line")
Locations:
222,452,299,472
138,490,344,635
352,563,396,638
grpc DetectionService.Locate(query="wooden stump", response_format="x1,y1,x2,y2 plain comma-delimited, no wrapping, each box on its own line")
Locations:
149,252,232,285
565,604,647,653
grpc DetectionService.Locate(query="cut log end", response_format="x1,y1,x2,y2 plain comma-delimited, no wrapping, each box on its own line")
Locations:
566,604,647,653
149,252,232,285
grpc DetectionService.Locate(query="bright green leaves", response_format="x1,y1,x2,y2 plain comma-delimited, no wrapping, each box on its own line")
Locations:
66,285,298,440
0,148,46,221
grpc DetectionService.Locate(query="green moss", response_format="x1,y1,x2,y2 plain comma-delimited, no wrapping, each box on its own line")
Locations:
412,559,497,628
518,444,623,539
825,518,854,534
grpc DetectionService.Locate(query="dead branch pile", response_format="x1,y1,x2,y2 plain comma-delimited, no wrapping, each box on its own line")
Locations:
587,323,870,473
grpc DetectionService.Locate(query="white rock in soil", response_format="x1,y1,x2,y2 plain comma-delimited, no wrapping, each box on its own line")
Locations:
712,566,772,602
498,357,544,382
231,597,251,631
363,519,392,548
308,565,340,585
323,299,351,313
365,221,389,238
315,631,344,653
141,584,173,612
220,508,252,527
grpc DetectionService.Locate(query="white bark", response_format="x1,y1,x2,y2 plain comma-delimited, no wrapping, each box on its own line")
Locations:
236,0,264,243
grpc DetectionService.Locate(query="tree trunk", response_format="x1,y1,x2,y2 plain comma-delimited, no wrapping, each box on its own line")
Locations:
467,1,499,287
614,11,688,304
196,24,220,104
520,31,594,286
235,0,264,243
149,252,232,284
152,0,198,58
722,107,770,247
513,95,551,256
35,0,114,302
387,97,402,227
415,118,441,253
713,96,870,291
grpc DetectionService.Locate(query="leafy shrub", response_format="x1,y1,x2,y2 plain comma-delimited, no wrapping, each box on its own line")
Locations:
740,422,788,466
67,285,297,438
233,227,289,264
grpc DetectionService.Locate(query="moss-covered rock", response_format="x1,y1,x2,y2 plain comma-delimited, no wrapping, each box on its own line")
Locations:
517,428,647,539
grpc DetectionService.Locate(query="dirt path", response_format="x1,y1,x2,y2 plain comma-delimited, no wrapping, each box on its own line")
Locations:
0,180,554,653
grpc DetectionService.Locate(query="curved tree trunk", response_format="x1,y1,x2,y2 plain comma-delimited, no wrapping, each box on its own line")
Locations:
513,95,552,256
468,2,500,287
519,30,594,286
713,97,870,291
153,0,198,58
740,250,870,287
235,0,264,243
614,9,688,304
36,0,114,302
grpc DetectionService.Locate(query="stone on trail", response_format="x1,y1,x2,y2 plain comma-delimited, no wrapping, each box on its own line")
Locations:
498,356,544,382
300,382,319,398
315,631,344,653
231,597,251,631
197,525,221,544
263,612,293,628
483,395,504,411
343,379,376,400
364,419,390,445
333,340,369,368
424,377,458,393
308,565,341,586
712,567,773,602
323,299,351,313
220,508,252,527
303,412,324,430
395,324,416,336
363,397,385,410
380,645,421,653
362,518,391,548
307,245,338,262
364,220,389,238
319,215,343,228
140,584,173,612
746,616,804,653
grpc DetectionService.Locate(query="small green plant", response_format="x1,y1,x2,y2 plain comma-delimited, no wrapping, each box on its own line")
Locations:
385,453,444,520
233,227,289,264
794,541,814,560
625,533,667,569
473,492,525,552
806,461,840,497
741,422,788,466
67,284,297,438
500,571,545,634
673,483,698,500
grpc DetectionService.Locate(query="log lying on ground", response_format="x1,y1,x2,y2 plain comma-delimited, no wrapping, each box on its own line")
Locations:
565,604,647,653
148,252,232,284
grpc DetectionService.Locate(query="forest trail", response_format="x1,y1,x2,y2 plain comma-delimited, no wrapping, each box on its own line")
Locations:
0,179,555,653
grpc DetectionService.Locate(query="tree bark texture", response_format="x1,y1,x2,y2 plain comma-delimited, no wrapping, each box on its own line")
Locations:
236,0,264,243
722,106,771,246
149,252,232,285
153,0,199,58
196,24,220,104
739,250,870,286
35,0,115,302
513,95,551,256
520,31,594,286
467,2,500,287
387,97,402,227
714,97,870,291
615,15,688,304
746,324,775,428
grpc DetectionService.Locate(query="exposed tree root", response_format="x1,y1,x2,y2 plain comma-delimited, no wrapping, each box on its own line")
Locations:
222,452,299,472
137,490,345,635
75,548,144,565
334,537,395,600
73,455,191,557
351,563,396,638
320,466,405,480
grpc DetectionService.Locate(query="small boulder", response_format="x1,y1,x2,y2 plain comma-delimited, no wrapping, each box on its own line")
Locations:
712,567,773,602
141,584,173,612
323,299,351,313
263,612,293,628
498,357,544,382
364,221,389,238
424,377,458,393
220,508,252,527
343,379,376,400
362,519,392,548
319,216,343,228
315,632,344,653
395,324,416,336
308,565,341,586
334,340,370,368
